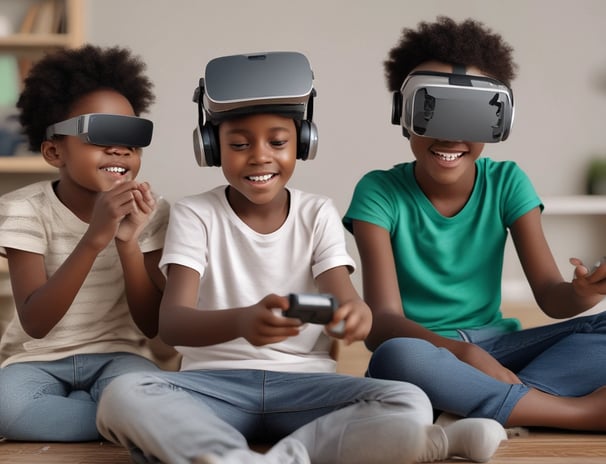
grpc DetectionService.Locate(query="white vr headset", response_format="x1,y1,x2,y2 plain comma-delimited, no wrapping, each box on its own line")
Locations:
192,51,318,167
391,68,514,143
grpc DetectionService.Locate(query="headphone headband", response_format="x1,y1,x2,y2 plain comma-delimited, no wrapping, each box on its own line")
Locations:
193,52,318,166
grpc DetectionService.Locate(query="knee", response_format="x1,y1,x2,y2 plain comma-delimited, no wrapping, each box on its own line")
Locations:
386,381,433,420
368,338,439,380
99,372,166,409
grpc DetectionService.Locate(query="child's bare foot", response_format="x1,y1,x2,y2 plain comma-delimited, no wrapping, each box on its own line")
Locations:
509,385,606,431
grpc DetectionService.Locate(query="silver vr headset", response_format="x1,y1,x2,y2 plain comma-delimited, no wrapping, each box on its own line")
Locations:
391,70,514,143
192,51,318,167
46,113,153,148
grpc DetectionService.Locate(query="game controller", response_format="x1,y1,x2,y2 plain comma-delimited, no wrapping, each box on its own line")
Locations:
285,293,345,335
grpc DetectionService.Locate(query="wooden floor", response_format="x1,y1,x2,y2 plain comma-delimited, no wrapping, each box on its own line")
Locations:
1,302,605,463
2,430,606,464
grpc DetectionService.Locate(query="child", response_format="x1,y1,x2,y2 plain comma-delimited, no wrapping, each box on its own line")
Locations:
0,45,170,441
344,16,606,432
95,51,505,464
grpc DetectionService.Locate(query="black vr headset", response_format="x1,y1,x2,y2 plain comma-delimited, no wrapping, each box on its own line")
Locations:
192,51,318,167
46,113,153,148
391,66,514,143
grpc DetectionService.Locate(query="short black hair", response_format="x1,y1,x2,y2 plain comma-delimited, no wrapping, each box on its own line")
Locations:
384,16,517,92
17,44,155,151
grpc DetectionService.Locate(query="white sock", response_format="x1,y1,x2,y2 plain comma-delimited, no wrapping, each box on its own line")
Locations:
417,424,449,462
442,418,507,462
418,417,507,463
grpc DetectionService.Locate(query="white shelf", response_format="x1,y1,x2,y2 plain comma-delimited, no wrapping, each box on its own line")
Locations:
542,195,606,215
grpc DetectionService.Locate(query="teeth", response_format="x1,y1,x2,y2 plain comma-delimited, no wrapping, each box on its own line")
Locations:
434,151,463,161
248,174,273,182
103,166,127,174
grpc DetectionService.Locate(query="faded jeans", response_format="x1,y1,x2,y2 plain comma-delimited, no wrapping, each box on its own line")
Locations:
96,369,432,464
367,311,606,424
0,352,158,441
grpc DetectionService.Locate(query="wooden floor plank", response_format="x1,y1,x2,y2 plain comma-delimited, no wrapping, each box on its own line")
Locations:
0,441,130,463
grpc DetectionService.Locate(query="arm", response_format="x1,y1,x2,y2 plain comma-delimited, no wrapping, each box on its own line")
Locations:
352,219,521,384
8,180,149,338
510,207,604,318
115,182,165,337
158,264,301,347
315,265,372,345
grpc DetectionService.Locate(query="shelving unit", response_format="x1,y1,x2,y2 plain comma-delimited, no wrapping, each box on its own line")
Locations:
0,0,84,166
0,155,57,173
0,0,84,53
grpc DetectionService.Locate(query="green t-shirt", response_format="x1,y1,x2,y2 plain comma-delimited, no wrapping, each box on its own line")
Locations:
343,158,543,338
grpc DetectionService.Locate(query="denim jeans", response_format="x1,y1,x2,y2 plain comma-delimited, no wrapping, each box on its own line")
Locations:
96,369,432,464
0,352,158,441
367,311,606,425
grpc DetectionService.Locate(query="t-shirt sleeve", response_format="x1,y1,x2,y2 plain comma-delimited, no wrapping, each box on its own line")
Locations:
159,199,208,278
343,170,395,234
499,162,543,227
0,194,46,257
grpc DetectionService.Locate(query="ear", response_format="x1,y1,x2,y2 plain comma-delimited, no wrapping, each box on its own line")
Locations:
40,140,65,168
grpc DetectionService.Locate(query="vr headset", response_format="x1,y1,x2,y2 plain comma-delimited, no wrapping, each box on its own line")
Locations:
46,113,153,148
192,51,318,167
391,68,514,143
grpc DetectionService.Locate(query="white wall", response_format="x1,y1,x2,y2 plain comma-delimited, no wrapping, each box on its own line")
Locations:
85,0,606,299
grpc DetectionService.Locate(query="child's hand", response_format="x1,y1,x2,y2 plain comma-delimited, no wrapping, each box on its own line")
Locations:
570,257,606,297
115,181,156,242
83,179,142,251
326,299,372,345
237,294,302,346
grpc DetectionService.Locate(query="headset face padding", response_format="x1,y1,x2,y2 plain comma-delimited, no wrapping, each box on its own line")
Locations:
194,118,318,167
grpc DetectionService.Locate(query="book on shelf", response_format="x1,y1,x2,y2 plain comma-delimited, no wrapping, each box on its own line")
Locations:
20,0,65,35
17,0,68,84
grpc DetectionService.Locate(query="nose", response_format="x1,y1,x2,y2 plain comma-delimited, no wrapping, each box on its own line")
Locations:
105,146,132,155
249,141,271,164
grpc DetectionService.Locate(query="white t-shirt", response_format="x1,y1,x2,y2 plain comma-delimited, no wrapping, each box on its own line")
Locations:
0,181,169,367
159,186,355,373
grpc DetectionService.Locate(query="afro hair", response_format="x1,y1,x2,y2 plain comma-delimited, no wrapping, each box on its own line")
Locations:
17,44,155,152
384,16,517,92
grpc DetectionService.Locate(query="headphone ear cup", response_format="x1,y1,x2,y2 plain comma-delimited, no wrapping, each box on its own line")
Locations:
297,120,318,160
199,122,220,167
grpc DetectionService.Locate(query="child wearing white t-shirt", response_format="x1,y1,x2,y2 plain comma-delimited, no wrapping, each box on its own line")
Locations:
96,51,505,464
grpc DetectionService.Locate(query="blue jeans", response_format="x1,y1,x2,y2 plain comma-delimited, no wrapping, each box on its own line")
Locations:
0,352,158,441
367,311,606,425
96,369,432,464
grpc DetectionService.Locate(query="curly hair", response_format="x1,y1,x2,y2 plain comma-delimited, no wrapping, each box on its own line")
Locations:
384,16,517,92
17,44,155,151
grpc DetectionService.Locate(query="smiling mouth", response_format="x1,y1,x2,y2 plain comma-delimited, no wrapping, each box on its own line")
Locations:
432,151,464,161
246,173,276,183
102,166,128,175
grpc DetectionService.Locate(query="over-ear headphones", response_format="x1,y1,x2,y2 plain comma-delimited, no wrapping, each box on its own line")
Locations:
193,87,318,167
192,51,319,167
